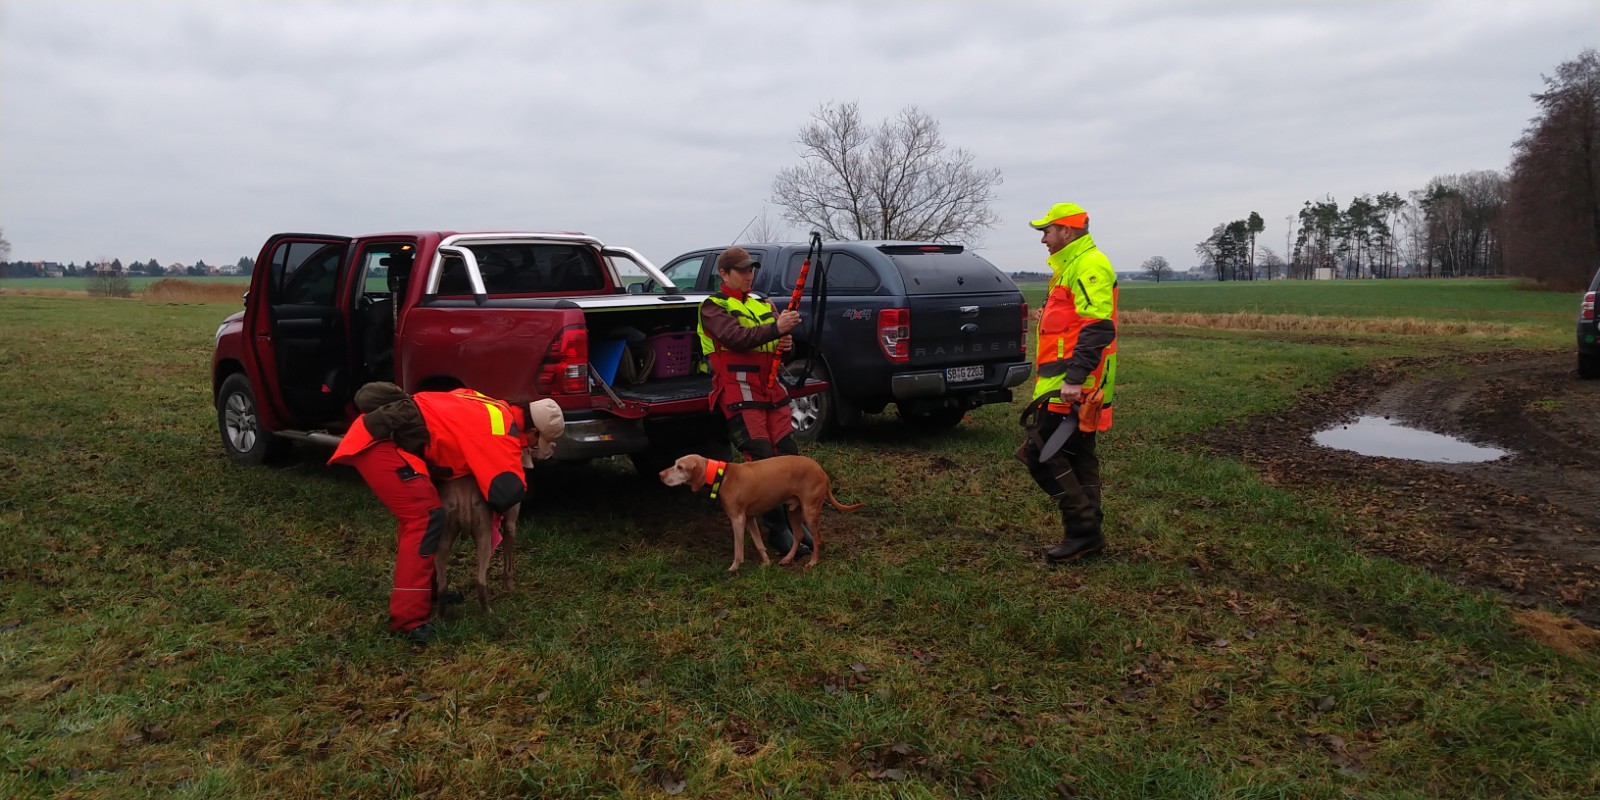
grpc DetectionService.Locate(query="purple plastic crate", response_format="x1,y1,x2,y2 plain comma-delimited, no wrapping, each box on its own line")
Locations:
648,331,696,379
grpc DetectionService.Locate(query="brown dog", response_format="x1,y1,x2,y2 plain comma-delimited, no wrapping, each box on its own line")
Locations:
659,453,863,571
432,477,519,619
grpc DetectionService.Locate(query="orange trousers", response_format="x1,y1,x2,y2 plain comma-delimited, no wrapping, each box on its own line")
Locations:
340,440,443,633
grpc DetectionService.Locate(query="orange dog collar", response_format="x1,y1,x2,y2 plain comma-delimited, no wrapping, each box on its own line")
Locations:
704,458,728,499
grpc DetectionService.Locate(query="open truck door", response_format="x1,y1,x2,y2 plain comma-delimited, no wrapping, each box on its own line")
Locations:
244,233,354,426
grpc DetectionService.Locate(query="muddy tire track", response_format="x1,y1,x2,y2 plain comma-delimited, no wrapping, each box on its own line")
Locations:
1204,353,1600,625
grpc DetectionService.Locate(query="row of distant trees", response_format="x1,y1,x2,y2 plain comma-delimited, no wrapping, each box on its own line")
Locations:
1189,174,1507,283
0,251,255,279
1183,50,1599,288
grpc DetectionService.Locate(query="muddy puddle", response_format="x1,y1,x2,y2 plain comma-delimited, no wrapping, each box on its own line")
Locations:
1205,353,1600,626
1313,415,1507,463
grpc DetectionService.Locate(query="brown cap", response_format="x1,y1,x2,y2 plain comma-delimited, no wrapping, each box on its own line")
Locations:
716,246,756,272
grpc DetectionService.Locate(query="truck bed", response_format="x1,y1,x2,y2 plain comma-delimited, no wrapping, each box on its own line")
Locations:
611,375,714,405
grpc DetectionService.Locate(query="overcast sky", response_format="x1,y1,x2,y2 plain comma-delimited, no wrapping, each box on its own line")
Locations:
2,0,1594,275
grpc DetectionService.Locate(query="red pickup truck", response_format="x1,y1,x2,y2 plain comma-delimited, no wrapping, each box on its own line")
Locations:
211,230,798,474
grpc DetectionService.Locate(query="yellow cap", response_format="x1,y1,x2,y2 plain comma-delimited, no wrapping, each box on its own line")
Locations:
1029,202,1089,230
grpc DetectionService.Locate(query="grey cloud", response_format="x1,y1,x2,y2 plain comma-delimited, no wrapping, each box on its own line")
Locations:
1,0,1594,275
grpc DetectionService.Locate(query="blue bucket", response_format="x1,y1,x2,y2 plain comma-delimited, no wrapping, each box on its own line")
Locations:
590,338,627,385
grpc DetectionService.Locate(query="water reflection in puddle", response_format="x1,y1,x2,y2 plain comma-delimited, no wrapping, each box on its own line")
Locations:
1313,416,1507,464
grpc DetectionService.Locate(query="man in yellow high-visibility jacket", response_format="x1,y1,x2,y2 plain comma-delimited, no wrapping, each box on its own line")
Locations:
1016,202,1118,564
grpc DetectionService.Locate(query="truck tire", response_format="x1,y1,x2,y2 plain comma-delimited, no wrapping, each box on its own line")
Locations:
787,360,857,441
1581,351,1600,380
217,373,287,465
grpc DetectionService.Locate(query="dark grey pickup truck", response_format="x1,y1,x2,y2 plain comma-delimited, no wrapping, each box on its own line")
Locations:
636,241,1031,438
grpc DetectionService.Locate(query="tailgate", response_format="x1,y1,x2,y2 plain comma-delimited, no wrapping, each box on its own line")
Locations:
881,246,1027,370
907,292,1026,369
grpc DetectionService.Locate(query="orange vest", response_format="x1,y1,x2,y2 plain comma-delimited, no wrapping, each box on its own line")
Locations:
701,292,789,414
412,390,527,501
330,389,527,503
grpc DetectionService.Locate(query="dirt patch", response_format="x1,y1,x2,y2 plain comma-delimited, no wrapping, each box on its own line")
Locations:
1205,352,1600,627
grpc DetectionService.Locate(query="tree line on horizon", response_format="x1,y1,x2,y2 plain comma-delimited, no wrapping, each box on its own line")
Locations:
1184,49,1598,289
0,250,255,279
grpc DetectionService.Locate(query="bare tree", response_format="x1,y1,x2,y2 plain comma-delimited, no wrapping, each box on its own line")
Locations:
1140,255,1172,283
742,208,789,243
1257,246,1284,280
772,102,1002,243
1504,48,1600,290
1416,172,1505,277
0,227,11,263
1195,225,1225,281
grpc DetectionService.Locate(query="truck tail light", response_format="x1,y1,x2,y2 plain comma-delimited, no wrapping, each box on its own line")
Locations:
1020,301,1029,360
538,324,589,395
878,307,910,364
1584,292,1596,321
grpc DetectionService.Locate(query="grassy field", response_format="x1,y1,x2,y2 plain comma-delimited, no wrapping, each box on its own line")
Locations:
1018,277,1580,327
2,284,1596,799
0,275,251,294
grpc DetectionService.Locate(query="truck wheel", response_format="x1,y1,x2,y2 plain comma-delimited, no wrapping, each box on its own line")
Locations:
217,373,287,465
787,360,851,441
898,404,966,430
1581,352,1600,380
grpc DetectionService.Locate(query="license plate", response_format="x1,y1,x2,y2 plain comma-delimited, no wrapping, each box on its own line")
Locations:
945,365,984,383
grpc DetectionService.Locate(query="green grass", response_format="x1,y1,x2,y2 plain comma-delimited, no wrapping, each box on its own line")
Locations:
2,289,1596,799
0,275,250,292
1018,278,1581,325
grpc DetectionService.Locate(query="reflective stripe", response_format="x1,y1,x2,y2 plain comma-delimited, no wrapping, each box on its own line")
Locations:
447,390,510,436
702,294,780,354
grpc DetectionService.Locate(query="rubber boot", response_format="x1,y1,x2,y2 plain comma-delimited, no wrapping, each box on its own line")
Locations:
762,508,813,558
